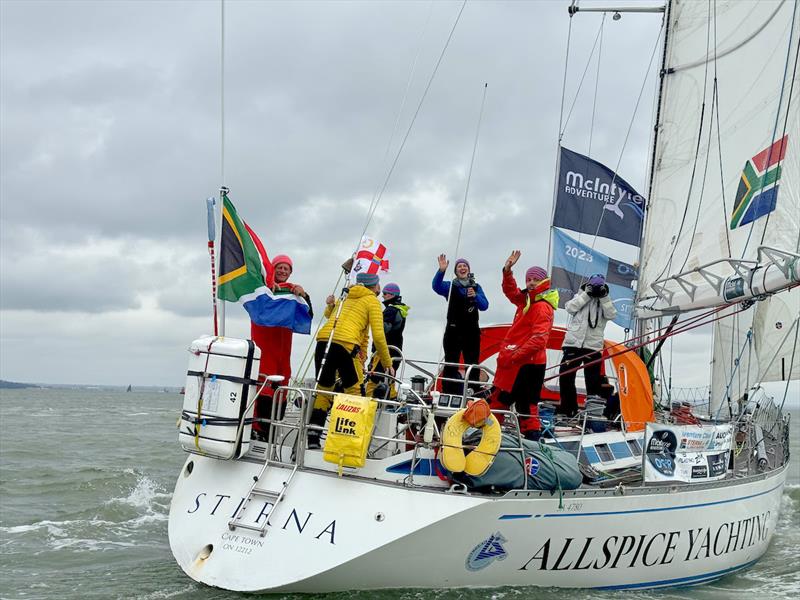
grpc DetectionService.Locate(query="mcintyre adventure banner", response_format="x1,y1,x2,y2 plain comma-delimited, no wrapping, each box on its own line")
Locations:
550,228,637,329
552,147,645,247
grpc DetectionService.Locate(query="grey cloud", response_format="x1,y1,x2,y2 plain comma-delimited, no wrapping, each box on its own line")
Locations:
1,1,677,385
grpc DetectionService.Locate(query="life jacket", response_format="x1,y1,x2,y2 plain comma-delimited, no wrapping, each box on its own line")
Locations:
447,280,479,329
382,296,409,350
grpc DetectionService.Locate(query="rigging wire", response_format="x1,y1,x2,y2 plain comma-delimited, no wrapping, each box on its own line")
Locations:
220,0,225,187
544,302,733,376
648,3,713,285
740,0,795,257
217,0,227,336
588,14,605,157
673,0,715,275
544,301,752,385
357,0,467,244
292,1,467,384
452,84,488,270
582,25,664,261
362,0,435,230
757,3,799,247
559,15,606,139
546,0,577,269
557,3,576,141
667,332,673,403
434,83,489,386
776,317,799,414
712,0,733,257
566,13,606,278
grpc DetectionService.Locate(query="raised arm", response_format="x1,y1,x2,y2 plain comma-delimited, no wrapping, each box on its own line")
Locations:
501,269,526,307
432,269,450,299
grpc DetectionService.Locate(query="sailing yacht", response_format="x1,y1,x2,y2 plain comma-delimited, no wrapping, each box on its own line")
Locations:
169,0,797,592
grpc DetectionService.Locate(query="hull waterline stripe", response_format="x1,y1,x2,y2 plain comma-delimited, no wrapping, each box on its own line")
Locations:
498,514,533,520
533,481,784,519
594,558,759,590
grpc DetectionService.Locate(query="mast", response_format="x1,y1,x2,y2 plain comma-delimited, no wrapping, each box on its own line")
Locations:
634,0,671,343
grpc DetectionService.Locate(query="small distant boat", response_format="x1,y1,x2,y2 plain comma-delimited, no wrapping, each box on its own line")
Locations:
126,384,132,392
180,387,186,395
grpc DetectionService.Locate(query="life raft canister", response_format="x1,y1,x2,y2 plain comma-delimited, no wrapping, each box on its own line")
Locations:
323,393,378,474
441,399,502,476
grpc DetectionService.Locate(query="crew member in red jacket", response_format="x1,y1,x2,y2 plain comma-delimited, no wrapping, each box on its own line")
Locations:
251,254,312,440
490,251,558,439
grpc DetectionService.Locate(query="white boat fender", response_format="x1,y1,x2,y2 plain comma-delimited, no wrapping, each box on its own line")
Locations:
440,400,501,476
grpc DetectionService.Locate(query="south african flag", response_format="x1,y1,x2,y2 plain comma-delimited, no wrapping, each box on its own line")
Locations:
730,135,788,229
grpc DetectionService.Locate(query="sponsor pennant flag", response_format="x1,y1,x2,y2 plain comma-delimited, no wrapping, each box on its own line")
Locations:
730,134,788,229
348,235,390,284
217,195,311,334
552,147,645,247
550,228,637,329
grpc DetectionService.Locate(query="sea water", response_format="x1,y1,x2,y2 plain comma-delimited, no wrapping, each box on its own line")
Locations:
0,388,797,599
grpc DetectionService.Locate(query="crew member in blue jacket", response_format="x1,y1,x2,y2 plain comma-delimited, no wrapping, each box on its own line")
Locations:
432,254,489,395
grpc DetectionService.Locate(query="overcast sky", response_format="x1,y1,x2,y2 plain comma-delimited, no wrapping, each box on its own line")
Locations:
2,0,794,404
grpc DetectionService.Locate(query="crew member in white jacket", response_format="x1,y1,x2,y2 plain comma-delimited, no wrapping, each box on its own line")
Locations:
558,274,617,417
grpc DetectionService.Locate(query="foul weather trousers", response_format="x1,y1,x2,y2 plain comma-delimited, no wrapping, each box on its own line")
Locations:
558,346,603,416
313,341,365,411
441,325,481,395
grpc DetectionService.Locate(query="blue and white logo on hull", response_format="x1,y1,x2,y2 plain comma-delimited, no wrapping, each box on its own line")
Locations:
466,532,508,571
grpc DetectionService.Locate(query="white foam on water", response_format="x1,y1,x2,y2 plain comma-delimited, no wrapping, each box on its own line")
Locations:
107,473,171,512
1,520,68,538
129,583,198,600
47,537,139,552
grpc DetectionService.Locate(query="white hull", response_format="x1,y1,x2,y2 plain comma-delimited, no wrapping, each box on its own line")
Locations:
169,451,787,592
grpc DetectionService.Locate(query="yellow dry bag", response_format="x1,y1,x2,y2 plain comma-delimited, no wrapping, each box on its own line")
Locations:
323,393,378,473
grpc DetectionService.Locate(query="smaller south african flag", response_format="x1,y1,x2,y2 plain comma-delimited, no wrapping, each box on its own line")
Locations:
730,135,788,229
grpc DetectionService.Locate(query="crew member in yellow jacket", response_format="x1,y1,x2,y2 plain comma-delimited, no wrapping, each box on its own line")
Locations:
308,272,395,448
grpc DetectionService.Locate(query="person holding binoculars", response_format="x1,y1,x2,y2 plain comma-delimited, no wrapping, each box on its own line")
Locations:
432,254,489,395
558,273,617,417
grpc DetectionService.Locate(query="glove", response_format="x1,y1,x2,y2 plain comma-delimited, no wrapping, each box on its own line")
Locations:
497,345,516,366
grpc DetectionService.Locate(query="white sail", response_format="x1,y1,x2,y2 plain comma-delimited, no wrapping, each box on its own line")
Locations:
752,291,800,382
637,0,800,316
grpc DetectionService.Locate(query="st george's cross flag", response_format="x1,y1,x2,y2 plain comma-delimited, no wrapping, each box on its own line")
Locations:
348,235,390,284
216,195,311,334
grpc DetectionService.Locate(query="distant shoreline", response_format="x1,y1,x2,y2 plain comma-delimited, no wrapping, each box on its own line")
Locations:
0,380,37,389
0,380,181,392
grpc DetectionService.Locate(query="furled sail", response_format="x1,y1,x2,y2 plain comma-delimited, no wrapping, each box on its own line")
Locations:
637,0,799,317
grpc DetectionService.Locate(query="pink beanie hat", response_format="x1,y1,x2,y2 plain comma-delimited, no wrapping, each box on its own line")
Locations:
525,266,548,281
